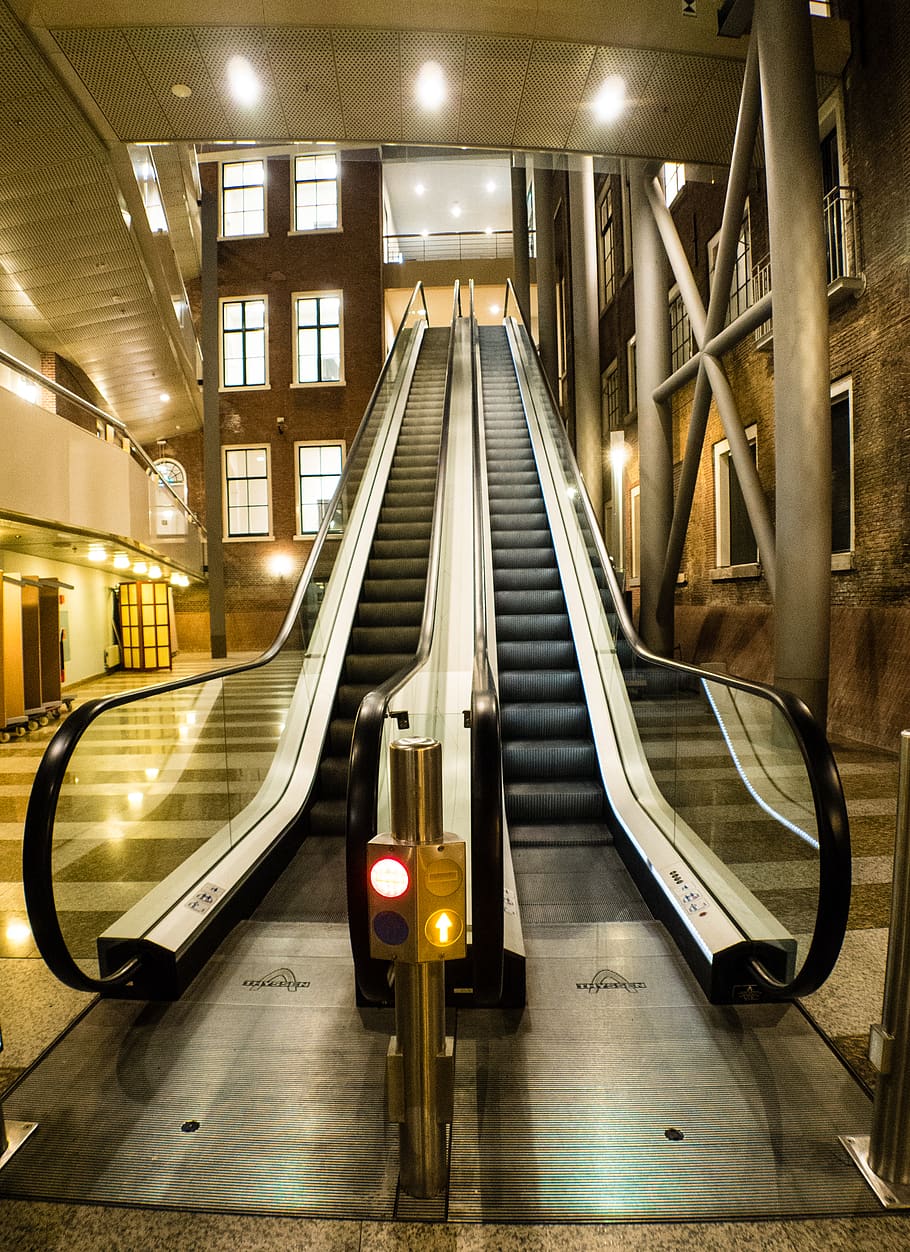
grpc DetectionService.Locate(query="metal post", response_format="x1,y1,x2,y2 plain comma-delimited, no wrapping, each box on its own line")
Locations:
629,162,674,656
841,731,910,1206
201,184,227,659
568,155,603,520
390,738,446,1198
755,0,832,726
532,160,559,395
510,157,531,329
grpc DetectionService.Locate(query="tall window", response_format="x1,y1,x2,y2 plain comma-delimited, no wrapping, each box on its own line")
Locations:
630,485,641,581
293,153,340,232
626,335,637,416
661,162,686,206
294,293,343,384
713,425,758,568
296,442,345,536
597,182,618,307
224,446,271,538
601,360,620,432
221,297,267,388
669,286,693,372
221,160,266,237
831,378,854,559
707,206,752,325
151,457,188,538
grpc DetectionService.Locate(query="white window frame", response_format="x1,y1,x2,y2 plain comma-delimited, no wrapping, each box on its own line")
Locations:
223,444,273,541
707,203,752,326
830,375,855,568
661,162,686,206
713,423,758,570
294,440,346,538
219,159,267,239
291,152,342,234
625,334,637,418
601,359,620,433
669,283,694,374
596,179,618,310
292,291,345,387
220,296,269,391
629,484,641,584
151,457,188,539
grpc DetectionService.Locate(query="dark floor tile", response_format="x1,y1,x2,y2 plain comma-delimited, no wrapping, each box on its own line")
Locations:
55,838,209,882
57,911,127,959
0,840,23,878
832,1033,877,1093
850,815,898,857
848,881,892,930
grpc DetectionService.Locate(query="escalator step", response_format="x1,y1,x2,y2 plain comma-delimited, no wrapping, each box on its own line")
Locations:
500,702,590,738
357,600,422,628
495,589,566,614
508,822,613,847
498,669,585,705
493,567,562,591
495,613,571,642
497,640,577,670
492,548,557,570
367,557,429,579
505,780,605,822
361,578,427,602
345,652,414,684
503,739,599,780
350,625,421,653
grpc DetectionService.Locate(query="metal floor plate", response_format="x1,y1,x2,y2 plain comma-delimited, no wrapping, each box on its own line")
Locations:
0,920,880,1222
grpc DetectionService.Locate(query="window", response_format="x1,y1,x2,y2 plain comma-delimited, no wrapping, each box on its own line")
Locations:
669,285,693,373
809,1,832,15
601,360,620,433
597,181,618,307
713,424,758,568
527,180,536,258
151,457,188,538
831,377,854,561
707,206,752,325
221,297,268,389
293,153,340,232
294,293,343,385
626,335,637,416
661,162,686,206
296,442,345,536
223,445,271,539
221,160,266,237
630,484,641,582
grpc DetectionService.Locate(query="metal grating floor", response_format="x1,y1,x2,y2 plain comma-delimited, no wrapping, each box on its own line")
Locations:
0,920,879,1222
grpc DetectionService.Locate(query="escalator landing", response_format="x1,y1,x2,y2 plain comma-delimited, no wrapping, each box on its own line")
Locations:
0,921,877,1223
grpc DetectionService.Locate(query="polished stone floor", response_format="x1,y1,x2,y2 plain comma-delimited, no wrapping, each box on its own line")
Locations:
0,656,905,1246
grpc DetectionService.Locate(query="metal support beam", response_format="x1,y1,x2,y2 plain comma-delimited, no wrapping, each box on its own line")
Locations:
201,186,227,659
756,0,832,724
532,160,559,395
568,155,603,521
629,163,673,655
510,157,531,329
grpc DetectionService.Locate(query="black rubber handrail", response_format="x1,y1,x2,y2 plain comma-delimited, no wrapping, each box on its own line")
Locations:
467,280,505,1005
22,282,431,994
502,279,851,1000
346,282,461,1003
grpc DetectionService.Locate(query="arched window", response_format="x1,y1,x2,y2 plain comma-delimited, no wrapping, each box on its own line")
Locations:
151,457,188,538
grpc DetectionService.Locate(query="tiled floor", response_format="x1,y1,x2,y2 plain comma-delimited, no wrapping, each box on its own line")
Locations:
0,659,904,1245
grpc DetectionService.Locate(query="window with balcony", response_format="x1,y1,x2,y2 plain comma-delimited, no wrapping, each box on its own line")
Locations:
296,441,345,536
220,160,266,238
294,293,343,385
223,445,272,539
707,205,752,325
220,297,268,389
293,153,340,232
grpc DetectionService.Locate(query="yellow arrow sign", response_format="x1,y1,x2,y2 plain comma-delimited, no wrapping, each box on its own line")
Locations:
425,907,463,948
434,912,453,944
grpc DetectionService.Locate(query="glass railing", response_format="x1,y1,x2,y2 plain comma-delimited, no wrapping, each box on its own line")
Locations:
23,284,431,993
503,283,850,998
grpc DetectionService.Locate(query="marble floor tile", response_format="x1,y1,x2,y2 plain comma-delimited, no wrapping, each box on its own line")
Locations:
801,926,888,1039
0,958,94,1068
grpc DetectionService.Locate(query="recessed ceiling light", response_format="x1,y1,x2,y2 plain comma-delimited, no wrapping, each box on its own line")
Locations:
484,225,493,235
148,565,163,580
227,56,261,108
133,561,148,575
420,228,429,237
414,182,426,196
450,203,462,219
159,392,170,404
87,546,106,562
113,554,130,570
594,76,627,123
416,61,446,110
485,180,496,193
490,304,501,315
171,83,192,99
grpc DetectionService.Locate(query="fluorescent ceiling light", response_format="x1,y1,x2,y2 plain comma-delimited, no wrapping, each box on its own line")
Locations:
485,180,496,193
228,56,261,108
414,182,426,196
450,203,462,219
416,61,446,110
594,76,627,123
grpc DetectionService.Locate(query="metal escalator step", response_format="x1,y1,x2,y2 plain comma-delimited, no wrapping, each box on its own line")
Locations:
345,652,414,683
308,797,347,836
495,589,566,614
329,717,355,755
502,739,599,780
318,754,348,797
350,625,421,653
361,578,426,601
498,670,584,701
493,567,562,591
500,702,590,738
495,613,572,642
492,548,556,570
507,821,613,846
497,640,577,670
357,600,422,627
335,683,375,715
505,780,605,822
370,539,430,559
490,529,552,549
367,557,429,579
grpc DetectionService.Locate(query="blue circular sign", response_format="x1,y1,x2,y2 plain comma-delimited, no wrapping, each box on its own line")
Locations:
373,910,409,946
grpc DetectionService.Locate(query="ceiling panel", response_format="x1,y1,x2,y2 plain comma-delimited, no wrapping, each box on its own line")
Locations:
265,28,345,140
400,31,465,148
194,27,290,140
333,29,403,141
125,27,229,140
458,35,530,150
513,40,596,152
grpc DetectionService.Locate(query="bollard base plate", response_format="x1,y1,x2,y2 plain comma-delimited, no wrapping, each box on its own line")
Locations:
0,1120,38,1172
840,1135,910,1208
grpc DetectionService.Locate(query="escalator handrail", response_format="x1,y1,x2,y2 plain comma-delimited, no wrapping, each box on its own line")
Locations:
467,282,505,1004
347,282,461,1003
502,280,851,1000
22,281,431,995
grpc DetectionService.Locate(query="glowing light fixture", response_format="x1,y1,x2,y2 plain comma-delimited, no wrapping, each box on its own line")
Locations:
414,182,426,196
87,546,107,562
148,565,163,580
484,225,493,235
370,856,410,899
227,55,261,108
415,61,446,110
145,767,160,781
159,392,170,404
489,304,501,316
6,919,31,945
593,76,627,123
132,561,148,575
128,791,143,807
485,179,496,193
450,203,462,219
270,553,294,578
420,228,429,238
113,554,130,570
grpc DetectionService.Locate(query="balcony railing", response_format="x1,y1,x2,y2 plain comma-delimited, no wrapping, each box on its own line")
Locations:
384,231,513,264
753,185,863,346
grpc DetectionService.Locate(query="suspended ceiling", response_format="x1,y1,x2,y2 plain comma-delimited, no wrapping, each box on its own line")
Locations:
0,0,849,448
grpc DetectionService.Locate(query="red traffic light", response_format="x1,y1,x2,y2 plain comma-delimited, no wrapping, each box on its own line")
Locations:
369,856,410,899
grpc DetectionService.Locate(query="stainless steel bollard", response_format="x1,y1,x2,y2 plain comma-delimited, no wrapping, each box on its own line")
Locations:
841,730,910,1205
366,737,465,1199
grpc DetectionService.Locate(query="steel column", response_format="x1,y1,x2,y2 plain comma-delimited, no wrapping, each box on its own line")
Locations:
201,186,227,659
568,155,603,520
510,158,532,329
755,0,832,724
629,163,673,655
532,160,559,395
